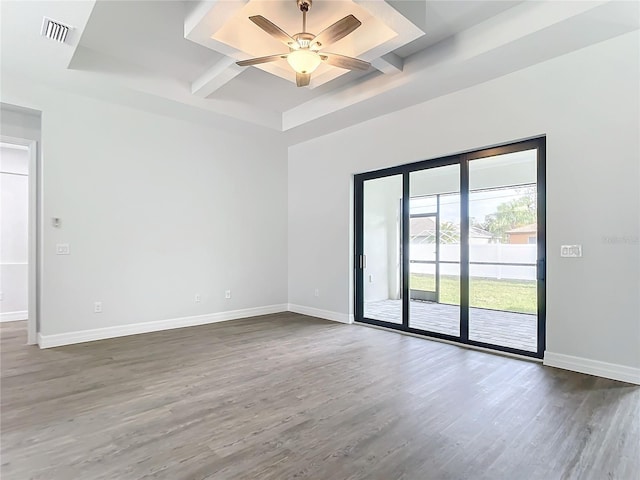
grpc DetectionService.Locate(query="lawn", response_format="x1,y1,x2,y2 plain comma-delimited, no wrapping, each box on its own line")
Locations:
410,274,537,314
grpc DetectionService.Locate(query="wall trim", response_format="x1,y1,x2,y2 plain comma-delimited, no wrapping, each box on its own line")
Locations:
287,304,353,324
37,304,288,348
544,351,640,385
1,311,28,322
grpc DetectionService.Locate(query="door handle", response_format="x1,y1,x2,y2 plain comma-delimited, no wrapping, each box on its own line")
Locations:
537,258,545,281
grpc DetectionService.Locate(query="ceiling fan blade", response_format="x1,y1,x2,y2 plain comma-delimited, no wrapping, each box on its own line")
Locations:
236,54,288,67
296,72,311,87
311,14,361,49
249,15,298,48
320,53,370,71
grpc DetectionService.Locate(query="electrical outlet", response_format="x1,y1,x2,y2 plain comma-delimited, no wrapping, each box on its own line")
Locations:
94,301,102,313
225,290,231,299
195,294,201,303
56,243,70,255
314,288,319,297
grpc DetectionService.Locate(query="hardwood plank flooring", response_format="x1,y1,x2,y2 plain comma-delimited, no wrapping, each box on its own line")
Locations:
1,314,638,479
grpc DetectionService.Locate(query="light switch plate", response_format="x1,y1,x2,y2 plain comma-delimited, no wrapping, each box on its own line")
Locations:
561,245,582,257
56,243,70,255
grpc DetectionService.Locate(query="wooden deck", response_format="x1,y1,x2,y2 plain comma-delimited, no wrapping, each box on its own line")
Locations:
365,300,537,352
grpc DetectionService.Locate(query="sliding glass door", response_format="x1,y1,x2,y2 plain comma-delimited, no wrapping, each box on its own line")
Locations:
361,174,403,324
408,164,461,337
467,148,540,352
354,138,545,358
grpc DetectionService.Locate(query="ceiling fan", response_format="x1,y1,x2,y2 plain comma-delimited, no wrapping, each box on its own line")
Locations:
236,0,371,87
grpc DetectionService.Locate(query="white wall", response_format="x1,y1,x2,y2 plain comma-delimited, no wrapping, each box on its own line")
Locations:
1,81,288,338
0,145,29,320
0,105,41,144
288,32,640,374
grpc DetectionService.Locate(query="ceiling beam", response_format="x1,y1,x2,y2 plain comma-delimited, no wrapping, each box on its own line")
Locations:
371,52,404,74
191,58,244,97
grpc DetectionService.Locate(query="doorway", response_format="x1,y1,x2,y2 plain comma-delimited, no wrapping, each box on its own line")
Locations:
1,137,38,345
354,138,546,358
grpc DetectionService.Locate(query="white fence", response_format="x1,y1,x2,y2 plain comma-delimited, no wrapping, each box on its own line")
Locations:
410,243,537,281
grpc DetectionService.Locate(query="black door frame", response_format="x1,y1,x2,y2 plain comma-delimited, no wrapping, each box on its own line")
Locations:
354,137,546,359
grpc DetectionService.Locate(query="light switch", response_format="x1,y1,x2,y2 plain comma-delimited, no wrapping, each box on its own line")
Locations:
560,245,582,257
56,243,70,255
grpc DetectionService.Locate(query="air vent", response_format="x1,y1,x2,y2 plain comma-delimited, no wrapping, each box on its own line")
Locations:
41,17,72,43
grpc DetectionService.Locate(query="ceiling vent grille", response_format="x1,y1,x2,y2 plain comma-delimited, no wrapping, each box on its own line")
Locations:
41,17,72,43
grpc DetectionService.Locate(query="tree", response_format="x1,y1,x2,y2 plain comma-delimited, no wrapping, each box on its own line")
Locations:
483,188,536,243
439,221,460,244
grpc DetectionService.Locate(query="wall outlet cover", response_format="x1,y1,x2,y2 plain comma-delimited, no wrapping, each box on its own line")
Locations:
56,243,70,255
561,245,582,257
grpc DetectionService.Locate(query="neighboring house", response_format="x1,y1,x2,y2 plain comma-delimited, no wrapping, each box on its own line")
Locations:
506,223,537,244
410,216,494,244
469,226,494,244
409,216,436,243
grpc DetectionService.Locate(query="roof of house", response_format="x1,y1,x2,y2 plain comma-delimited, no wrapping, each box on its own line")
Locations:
469,226,493,239
506,223,537,234
410,217,493,239
410,216,436,236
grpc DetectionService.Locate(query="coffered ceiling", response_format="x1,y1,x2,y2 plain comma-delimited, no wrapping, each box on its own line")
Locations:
1,1,639,144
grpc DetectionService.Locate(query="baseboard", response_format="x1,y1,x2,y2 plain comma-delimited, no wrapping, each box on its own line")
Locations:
287,304,353,324
1,311,28,322
544,352,640,385
37,304,288,349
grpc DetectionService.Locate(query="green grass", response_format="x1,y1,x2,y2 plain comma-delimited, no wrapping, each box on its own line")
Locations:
410,274,536,314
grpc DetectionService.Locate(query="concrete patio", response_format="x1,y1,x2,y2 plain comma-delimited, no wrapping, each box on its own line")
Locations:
364,299,537,352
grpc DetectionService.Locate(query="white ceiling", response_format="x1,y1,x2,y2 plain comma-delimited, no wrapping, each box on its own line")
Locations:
79,1,225,83
1,0,639,144
203,0,404,86
388,0,521,58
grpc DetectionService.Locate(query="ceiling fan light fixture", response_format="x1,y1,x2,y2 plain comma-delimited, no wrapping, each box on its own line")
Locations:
287,49,321,74
236,1,369,86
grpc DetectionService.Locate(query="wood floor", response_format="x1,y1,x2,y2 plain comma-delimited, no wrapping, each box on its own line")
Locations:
1,315,638,480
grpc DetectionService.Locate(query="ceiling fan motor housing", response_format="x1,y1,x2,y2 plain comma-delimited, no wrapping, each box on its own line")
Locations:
297,0,312,12
293,32,314,49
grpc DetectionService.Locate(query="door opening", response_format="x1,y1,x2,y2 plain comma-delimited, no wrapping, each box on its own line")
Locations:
354,138,546,358
1,137,38,345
